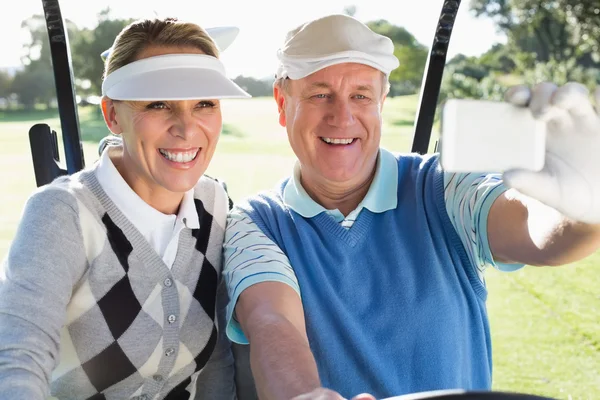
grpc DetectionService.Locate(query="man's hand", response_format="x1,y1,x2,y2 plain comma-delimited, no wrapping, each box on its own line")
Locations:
291,388,375,400
503,82,600,224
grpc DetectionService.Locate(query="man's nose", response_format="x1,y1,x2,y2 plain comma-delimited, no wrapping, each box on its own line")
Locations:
327,99,355,128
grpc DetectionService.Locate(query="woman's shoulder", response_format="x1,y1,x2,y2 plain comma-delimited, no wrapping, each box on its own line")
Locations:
23,169,99,218
192,174,231,222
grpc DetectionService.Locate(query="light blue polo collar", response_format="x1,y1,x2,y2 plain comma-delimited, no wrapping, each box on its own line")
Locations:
283,148,398,220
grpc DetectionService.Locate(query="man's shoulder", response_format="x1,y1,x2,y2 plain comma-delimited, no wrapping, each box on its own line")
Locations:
242,177,290,204
229,177,291,221
386,149,439,165
380,148,441,180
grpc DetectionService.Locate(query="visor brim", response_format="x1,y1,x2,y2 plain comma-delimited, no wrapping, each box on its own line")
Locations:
104,67,251,101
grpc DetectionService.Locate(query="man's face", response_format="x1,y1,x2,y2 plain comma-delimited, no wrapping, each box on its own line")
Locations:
275,63,386,189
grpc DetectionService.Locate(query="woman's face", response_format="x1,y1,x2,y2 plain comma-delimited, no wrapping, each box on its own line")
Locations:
102,45,222,198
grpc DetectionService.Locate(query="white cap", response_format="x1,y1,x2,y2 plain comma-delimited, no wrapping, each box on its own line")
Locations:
101,53,251,100
101,26,240,61
276,14,400,80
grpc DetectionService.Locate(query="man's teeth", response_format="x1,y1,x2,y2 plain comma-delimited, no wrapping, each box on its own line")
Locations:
321,137,355,145
159,148,199,163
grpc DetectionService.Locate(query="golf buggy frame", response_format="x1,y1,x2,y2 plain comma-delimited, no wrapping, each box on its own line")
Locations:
27,1,559,399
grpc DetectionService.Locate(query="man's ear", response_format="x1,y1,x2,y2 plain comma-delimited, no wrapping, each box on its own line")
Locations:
380,93,388,112
273,84,287,127
101,97,123,135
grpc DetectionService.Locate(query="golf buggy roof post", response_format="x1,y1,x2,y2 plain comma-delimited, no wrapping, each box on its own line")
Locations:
31,0,461,188
30,0,84,187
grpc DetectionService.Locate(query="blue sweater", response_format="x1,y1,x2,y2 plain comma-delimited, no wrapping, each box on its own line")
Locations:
237,154,492,398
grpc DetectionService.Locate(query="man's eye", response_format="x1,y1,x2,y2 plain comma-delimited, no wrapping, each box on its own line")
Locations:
146,102,168,109
313,94,328,99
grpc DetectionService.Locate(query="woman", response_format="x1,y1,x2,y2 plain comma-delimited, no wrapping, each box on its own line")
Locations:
0,17,250,399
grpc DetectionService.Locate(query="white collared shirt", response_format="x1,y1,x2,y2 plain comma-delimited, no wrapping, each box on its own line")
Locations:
95,146,199,268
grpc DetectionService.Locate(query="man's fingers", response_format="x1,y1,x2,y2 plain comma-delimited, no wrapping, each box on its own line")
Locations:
550,82,596,119
350,394,376,400
504,85,531,107
529,82,558,119
291,388,346,400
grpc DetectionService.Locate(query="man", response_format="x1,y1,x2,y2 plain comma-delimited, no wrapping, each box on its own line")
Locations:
222,13,600,400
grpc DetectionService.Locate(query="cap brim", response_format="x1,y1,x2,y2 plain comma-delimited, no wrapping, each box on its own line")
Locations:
285,57,390,80
279,50,399,80
105,68,251,100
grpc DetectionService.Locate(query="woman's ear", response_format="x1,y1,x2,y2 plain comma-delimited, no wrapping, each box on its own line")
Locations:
101,97,123,135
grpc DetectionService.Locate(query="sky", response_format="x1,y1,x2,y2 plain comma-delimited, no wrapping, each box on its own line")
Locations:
0,0,506,79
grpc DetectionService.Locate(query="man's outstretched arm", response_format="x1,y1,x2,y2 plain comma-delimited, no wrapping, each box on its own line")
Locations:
223,210,324,399
236,282,322,400
488,82,600,267
488,189,600,266
223,211,374,400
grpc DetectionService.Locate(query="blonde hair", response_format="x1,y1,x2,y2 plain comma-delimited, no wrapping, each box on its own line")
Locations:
104,17,219,78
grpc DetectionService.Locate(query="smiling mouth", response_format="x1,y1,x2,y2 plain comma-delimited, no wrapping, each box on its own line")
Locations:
320,137,356,145
158,148,200,163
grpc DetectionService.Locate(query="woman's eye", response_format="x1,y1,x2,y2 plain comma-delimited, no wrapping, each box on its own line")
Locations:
198,101,216,108
146,102,168,110
355,94,367,100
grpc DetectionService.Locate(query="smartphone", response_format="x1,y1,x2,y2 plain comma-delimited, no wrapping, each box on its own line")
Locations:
439,99,546,173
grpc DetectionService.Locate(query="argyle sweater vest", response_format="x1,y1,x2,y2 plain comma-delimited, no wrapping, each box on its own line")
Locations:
0,169,235,400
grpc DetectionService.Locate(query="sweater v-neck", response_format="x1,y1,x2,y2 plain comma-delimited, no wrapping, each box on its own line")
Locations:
81,171,195,278
311,209,374,247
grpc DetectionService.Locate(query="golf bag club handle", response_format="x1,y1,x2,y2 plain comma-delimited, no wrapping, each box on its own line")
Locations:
29,124,67,187
42,0,84,175
411,0,461,155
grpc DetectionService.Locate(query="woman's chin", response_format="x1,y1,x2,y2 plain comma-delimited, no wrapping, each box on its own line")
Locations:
157,173,203,194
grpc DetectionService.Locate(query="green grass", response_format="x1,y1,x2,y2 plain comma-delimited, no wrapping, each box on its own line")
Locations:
0,96,598,399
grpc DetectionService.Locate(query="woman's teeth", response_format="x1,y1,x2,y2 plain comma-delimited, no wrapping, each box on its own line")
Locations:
321,137,355,145
159,148,199,163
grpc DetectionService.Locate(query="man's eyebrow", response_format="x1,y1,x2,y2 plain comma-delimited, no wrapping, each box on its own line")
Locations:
356,84,375,92
305,82,375,91
307,82,331,90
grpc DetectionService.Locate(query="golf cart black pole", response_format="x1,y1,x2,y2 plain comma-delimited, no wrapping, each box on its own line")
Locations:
42,0,85,174
411,0,461,155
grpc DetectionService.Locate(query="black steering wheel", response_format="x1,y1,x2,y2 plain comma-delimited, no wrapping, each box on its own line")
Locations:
383,389,557,400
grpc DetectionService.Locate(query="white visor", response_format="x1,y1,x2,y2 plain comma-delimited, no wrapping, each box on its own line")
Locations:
101,54,251,100
101,26,240,61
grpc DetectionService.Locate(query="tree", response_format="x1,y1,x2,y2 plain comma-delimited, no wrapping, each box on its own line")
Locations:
560,0,600,60
0,71,12,99
366,20,428,95
470,0,599,64
477,43,516,73
71,9,133,95
343,5,357,17
11,65,54,109
13,14,79,108
232,76,272,97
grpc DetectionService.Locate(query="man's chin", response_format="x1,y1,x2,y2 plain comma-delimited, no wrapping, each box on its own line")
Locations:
317,167,362,185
